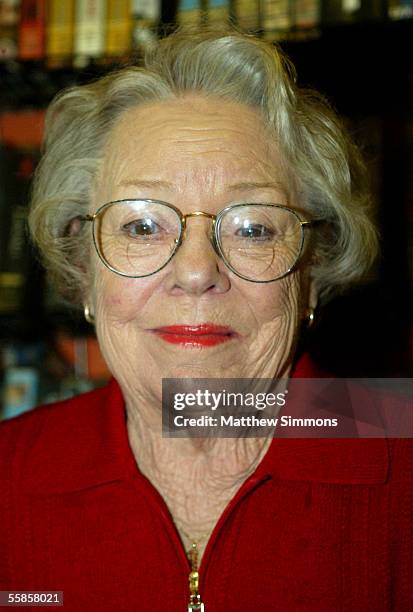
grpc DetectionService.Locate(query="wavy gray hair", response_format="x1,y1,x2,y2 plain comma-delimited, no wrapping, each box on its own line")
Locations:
29,27,378,305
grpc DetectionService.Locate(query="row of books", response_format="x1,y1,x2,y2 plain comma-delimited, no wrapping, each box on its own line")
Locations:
1,0,412,68
0,0,160,67
0,134,110,419
0,142,38,317
0,118,110,423
0,335,110,420
181,0,413,36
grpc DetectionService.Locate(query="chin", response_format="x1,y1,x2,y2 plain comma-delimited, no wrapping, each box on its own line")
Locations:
162,363,230,379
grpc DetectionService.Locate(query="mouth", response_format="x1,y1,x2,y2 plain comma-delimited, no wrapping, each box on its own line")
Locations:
150,324,237,347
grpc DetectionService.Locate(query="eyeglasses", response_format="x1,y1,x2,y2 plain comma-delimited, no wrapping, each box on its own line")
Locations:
81,199,321,283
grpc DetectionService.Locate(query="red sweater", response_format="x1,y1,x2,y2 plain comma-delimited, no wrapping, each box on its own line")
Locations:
0,360,412,611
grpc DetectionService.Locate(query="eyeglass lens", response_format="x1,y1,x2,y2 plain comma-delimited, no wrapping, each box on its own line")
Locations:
93,200,303,281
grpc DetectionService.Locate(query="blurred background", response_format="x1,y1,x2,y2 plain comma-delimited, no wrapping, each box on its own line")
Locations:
0,0,412,419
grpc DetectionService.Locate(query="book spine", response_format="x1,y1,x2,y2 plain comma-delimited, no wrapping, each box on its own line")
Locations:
73,0,106,65
293,0,320,28
176,0,202,26
132,0,161,22
208,0,230,25
106,0,132,57
0,0,20,60
46,0,74,61
18,0,46,60
342,0,361,13
234,0,260,31
2,367,39,419
262,0,291,37
131,0,160,54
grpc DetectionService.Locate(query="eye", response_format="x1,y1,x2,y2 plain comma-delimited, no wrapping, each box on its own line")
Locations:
122,217,160,237
236,223,275,240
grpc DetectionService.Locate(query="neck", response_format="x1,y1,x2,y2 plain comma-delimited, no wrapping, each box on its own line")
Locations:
126,400,272,560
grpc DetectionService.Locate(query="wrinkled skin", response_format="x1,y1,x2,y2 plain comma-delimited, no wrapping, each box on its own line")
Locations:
88,95,317,556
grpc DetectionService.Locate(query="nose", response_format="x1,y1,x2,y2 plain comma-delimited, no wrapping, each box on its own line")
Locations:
164,215,230,296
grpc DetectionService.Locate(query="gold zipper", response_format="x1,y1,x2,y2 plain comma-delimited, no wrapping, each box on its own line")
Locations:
187,542,205,611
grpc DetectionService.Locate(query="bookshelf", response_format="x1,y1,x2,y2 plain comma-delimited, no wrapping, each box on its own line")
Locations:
0,0,412,417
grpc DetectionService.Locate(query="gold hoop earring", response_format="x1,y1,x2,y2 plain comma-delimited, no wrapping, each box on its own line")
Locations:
84,303,95,325
305,307,316,328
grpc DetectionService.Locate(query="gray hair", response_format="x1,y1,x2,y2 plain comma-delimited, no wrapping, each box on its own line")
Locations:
29,27,378,305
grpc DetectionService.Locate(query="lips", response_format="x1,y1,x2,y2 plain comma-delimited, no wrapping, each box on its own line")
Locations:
150,324,236,347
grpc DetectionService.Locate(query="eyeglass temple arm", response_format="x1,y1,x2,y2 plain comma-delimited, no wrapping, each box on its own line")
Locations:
301,218,325,227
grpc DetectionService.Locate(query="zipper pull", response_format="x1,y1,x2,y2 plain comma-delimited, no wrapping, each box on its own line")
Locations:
188,543,205,611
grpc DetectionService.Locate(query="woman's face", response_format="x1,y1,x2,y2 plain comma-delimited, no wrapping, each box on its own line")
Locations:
90,95,314,404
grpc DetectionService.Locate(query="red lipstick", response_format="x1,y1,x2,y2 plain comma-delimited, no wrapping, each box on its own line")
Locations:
151,324,236,347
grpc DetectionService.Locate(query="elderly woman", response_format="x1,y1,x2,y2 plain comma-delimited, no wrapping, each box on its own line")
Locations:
0,28,412,612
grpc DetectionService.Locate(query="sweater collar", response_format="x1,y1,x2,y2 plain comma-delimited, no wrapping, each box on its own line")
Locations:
27,354,389,496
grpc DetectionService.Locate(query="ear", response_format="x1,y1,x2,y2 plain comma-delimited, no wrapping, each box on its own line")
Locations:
63,215,83,237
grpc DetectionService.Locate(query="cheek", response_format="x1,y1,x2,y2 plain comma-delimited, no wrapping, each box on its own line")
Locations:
246,273,302,325
91,264,158,324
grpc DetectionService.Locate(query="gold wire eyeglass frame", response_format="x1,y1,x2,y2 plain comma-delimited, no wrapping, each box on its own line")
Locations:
80,199,322,284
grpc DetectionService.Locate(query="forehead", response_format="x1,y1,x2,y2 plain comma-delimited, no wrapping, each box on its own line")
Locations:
102,96,281,176
112,93,266,135
92,95,296,210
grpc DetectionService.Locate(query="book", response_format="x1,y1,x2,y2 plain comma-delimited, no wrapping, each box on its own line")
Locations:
0,0,20,60
46,0,74,64
262,0,291,38
233,0,260,31
2,366,39,419
106,0,132,57
293,0,320,29
55,331,111,381
18,0,46,60
176,0,202,26
208,0,230,26
132,0,160,55
132,0,161,22
0,109,45,148
73,0,106,67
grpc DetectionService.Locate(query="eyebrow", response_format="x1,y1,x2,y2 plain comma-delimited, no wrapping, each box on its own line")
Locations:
118,179,289,194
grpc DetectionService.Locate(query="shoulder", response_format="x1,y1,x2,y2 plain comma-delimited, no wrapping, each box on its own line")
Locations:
0,380,121,492
0,382,111,446
0,380,129,585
